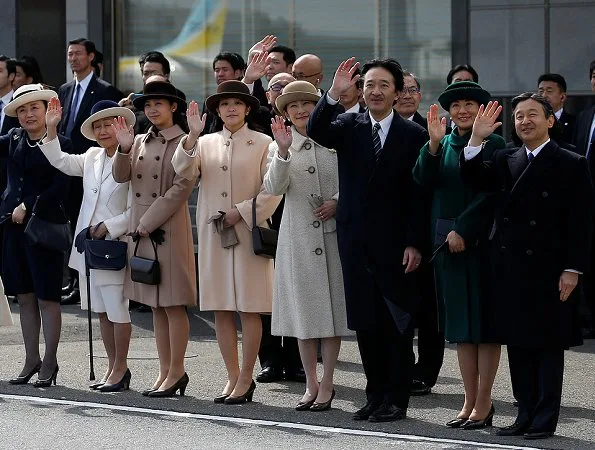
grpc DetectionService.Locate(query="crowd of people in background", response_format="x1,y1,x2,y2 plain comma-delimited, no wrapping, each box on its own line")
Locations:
0,33,594,442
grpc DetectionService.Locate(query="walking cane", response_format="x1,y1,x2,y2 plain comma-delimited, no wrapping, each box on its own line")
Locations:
85,252,96,381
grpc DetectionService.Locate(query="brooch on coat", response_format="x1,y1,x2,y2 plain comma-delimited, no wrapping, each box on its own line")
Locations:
328,148,337,153
246,139,254,146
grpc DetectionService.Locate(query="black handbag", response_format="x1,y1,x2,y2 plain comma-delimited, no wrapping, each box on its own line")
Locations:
130,236,161,285
85,239,128,271
24,197,72,252
251,197,278,259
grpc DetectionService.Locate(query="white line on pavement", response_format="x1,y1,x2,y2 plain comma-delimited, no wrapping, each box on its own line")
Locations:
0,393,540,450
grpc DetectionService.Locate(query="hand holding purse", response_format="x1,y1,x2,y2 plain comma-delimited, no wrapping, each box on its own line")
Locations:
251,197,278,259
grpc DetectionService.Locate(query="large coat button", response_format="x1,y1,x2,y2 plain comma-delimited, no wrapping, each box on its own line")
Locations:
221,165,228,171
303,142,312,150
314,248,323,255
542,191,548,198
308,166,316,174
529,220,536,226
225,141,230,147
221,192,228,198
153,174,158,179
152,193,157,198
155,155,160,161
92,188,98,194
137,174,142,178
135,193,140,197
503,217,509,223
526,249,533,256
313,220,321,228
139,155,144,160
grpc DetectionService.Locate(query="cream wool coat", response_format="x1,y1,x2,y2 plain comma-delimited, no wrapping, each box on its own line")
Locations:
264,128,350,339
171,124,281,313
113,125,197,308
39,138,130,286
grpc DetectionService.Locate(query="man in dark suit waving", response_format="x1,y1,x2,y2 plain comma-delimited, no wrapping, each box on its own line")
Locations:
308,57,429,422
460,94,593,440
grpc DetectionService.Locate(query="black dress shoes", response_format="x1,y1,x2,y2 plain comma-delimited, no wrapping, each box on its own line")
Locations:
256,366,283,383
445,417,469,428
496,422,530,436
410,379,432,396
353,401,381,421
368,403,407,422
524,430,554,440
284,367,306,383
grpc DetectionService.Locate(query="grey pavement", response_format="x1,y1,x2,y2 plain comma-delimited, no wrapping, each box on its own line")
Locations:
1,303,594,450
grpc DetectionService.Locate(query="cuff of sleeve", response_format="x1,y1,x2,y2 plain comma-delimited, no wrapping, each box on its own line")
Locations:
326,93,339,105
244,82,254,94
464,144,483,160
181,135,199,156
276,150,291,162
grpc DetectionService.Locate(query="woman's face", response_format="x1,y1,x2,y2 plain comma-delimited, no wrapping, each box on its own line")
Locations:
144,98,176,128
217,97,249,129
92,117,118,149
16,100,46,134
13,66,33,90
449,99,480,133
284,100,316,129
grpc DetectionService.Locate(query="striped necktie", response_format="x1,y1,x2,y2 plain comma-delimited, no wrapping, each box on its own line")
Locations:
372,122,382,158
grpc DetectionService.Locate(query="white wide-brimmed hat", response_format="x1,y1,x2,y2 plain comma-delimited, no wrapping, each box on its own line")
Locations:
3,84,57,117
80,100,136,141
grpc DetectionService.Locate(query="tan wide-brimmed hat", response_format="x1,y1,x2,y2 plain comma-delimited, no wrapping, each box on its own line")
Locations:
275,81,320,114
80,100,136,141
3,83,57,117
205,80,260,116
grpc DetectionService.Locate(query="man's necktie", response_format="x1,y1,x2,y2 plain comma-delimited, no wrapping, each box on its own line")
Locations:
527,152,534,164
372,122,382,159
65,83,81,137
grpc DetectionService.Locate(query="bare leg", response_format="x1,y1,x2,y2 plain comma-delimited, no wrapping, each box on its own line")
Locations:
316,337,341,403
105,321,132,385
469,343,501,420
215,310,239,395
99,313,115,382
230,312,261,397
16,293,41,375
158,306,189,390
37,299,62,379
297,338,319,403
151,307,170,390
457,343,479,419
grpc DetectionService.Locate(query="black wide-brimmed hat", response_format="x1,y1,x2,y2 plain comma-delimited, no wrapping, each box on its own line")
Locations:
132,80,186,111
438,81,491,111
205,80,260,116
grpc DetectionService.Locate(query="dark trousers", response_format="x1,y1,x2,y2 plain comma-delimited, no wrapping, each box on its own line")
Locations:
507,345,564,433
414,264,444,387
356,292,415,409
582,245,595,330
258,314,301,371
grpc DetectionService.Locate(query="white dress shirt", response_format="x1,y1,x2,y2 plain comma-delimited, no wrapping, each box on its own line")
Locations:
71,71,94,116
344,103,361,114
0,89,14,131
554,108,563,120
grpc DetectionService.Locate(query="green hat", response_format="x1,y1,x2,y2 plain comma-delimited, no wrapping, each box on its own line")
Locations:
438,81,491,111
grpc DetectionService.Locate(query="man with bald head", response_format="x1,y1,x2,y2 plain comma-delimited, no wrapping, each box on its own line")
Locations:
266,73,295,114
292,54,324,94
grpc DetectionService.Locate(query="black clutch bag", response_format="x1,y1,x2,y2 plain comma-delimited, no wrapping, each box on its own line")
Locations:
24,197,72,252
130,236,161,285
85,239,128,271
251,197,278,259
434,218,456,246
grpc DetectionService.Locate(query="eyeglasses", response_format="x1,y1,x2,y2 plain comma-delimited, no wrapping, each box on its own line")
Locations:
268,82,290,92
292,71,321,81
401,87,421,96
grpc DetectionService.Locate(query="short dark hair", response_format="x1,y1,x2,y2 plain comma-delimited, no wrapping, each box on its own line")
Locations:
511,92,554,119
91,50,103,76
0,55,16,75
590,60,595,78
268,45,296,65
403,70,421,90
19,56,43,83
361,58,404,91
213,52,246,72
537,73,567,92
68,38,96,57
447,64,479,85
139,51,171,75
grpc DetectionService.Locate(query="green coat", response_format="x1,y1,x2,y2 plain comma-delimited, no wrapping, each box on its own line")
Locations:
413,129,505,343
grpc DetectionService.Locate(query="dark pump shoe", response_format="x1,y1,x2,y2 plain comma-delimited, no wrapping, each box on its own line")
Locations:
368,404,407,422
295,398,316,411
353,401,381,421
445,417,469,428
33,365,59,388
310,389,335,412
410,379,432,396
98,369,131,392
224,380,256,404
148,373,189,397
496,422,530,436
256,366,283,383
524,430,554,440
461,404,495,429
9,361,42,385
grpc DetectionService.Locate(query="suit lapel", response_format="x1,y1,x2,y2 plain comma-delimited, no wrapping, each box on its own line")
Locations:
507,147,528,190
509,142,556,198
93,149,104,186
76,76,97,126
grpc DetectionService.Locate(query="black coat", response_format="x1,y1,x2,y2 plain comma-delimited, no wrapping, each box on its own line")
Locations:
307,95,429,330
460,141,593,349
0,113,19,196
411,111,428,130
573,105,595,157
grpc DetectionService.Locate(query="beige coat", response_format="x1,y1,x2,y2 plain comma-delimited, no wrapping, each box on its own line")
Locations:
112,125,197,308
171,124,281,312
264,129,350,339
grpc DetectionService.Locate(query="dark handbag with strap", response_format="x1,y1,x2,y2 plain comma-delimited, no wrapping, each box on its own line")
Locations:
130,236,161,285
251,197,278,259
85,239,128,271
24,196,72,252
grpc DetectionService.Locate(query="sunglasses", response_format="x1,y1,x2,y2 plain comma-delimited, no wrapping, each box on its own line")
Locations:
268,82,291,92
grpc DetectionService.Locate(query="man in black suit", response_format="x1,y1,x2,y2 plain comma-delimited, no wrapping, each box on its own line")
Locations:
308,57,429,422
538,73,575,145
573,60,595,339
461,93,593,440
58,38,123,303
395,71,427,129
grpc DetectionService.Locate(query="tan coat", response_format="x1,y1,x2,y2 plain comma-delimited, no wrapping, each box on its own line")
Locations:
171,124,281,312
112,125,197,308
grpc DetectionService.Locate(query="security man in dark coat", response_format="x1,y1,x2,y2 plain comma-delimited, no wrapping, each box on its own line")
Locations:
460,93,593,440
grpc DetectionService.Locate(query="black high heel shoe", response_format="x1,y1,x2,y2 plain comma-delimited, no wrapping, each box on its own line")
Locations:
147,373,189,397
461,404,495,430
295,398,316,411
89,380,105,390
446,417,469,428
98,369,131,392
310,389,335,412
224,380,256,405
9,361,42,385
214,393,230,404
33,365,59,388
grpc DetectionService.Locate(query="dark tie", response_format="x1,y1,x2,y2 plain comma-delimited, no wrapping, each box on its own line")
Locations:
372,122,382,159
65,83,81,137
587,126,595,161
527,152,534,164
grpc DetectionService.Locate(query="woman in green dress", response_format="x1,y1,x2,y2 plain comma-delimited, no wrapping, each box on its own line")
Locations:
413,81,505,430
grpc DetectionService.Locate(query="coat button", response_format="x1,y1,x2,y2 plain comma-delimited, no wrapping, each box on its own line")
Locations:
155,155,160,161
16,197,20,202
303,142,312,150
137,174,142,178
153,174,158,179
503,217,509,223
542,191,548,198
152,193,157,198
529,220,536,226
314,248,323,255
313,220,321,228
139,155,144,160
526,249,533,256
92,188,98,194
221,165,228,171
221,192,228,198
225,141,230,146
160,138,166,144
19,177,23,181
308,166,316,174
17,187,21,192
135,193,140,197
500,246,507,251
